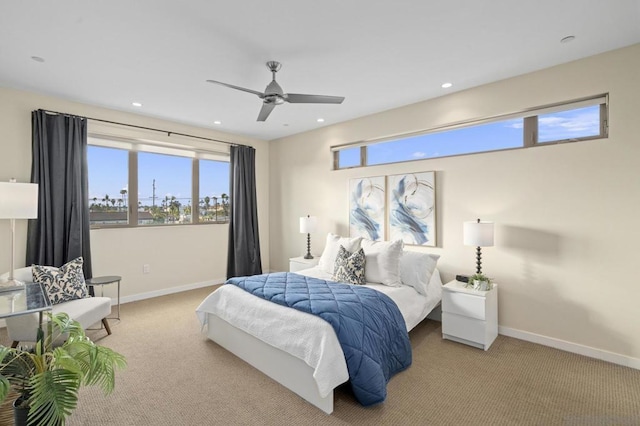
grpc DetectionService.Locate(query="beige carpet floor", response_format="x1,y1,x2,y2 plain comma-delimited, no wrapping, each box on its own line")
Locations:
2,285,639,425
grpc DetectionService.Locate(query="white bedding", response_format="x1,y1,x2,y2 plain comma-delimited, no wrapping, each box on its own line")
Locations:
196,268,442,397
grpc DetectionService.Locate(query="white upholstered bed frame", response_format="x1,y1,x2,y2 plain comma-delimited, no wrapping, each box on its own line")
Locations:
206,313,336,413
203,284,442,413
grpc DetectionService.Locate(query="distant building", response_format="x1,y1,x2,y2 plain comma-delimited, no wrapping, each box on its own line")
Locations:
90,211,154,225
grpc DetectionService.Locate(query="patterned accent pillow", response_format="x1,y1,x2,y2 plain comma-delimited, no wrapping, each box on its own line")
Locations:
32,257,89,305
332,245,366,286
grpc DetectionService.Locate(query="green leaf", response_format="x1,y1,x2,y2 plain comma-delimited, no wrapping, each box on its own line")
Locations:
29,369,80,426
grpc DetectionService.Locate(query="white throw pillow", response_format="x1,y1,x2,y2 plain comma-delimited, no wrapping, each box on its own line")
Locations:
318,233,363,275
360,239,404,286
400,250,440,296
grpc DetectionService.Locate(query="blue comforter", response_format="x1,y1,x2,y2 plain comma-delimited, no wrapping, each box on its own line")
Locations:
226,272,412,406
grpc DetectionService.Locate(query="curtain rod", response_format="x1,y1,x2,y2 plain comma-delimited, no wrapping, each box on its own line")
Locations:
39,109,250,148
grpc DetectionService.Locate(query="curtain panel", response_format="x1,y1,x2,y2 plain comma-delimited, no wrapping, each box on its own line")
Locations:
27,110,93,280
226,145,262,278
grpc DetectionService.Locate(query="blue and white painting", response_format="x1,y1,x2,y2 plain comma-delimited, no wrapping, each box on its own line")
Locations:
388,172,436,246
349,176,385,241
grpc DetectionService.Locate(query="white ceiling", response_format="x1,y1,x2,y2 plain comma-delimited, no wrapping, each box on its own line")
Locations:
1,1,639,141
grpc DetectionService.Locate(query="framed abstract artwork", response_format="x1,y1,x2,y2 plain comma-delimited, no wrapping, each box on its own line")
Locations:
387,171,436,246
349,176,385,241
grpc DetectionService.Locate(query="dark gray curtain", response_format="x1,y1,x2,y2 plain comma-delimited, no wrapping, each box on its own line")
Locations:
26,110,93,280
226,145,262,278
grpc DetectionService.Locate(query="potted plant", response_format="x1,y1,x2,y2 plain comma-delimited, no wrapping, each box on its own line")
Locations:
467,273,493,291
0,312,126,426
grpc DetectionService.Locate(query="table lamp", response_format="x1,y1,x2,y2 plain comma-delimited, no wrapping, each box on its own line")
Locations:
0,179,39,286
299,215,317,259
463,218,494,274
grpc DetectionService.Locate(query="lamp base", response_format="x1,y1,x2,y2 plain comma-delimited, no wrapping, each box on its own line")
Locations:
303,233,313,260
0,278,25,289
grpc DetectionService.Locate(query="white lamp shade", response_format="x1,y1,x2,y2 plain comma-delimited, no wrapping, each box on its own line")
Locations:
0,182,39,219
464,220,494,247
299,216,317,234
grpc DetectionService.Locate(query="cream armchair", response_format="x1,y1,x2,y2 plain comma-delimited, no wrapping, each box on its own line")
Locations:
0,266,112,347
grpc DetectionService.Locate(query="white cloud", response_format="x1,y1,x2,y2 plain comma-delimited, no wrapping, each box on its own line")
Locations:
539,110,599,140
412,151,427,158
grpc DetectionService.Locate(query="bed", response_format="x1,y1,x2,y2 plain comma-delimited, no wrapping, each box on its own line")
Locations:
196,236,442,414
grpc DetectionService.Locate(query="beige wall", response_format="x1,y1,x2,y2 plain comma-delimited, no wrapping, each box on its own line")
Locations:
0,87,270,300
269,44,640,362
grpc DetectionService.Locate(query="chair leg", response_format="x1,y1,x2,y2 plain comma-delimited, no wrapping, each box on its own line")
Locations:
11,341,19,348
102,318,112,335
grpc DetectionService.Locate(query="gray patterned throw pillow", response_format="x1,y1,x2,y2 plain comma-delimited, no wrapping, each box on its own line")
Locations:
32,257,89,305
332,245,366,285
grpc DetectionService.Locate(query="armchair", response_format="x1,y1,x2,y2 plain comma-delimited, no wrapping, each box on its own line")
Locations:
0,266,112,347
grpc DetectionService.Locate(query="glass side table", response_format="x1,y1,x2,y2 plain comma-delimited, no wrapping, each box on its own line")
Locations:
86,275,121,320
0,282,52,344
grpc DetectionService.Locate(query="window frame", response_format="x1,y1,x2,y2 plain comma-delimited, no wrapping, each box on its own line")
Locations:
332,94,609,169
87,136,230,229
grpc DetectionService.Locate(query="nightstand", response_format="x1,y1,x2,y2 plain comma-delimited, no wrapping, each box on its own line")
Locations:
441,280,498,350
289,256,320,272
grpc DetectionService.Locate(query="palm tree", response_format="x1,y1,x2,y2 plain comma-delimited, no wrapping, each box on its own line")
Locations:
120,189,128,209
168,196,180,223
201,196,210,222
212,196,218,221
221,193,229,219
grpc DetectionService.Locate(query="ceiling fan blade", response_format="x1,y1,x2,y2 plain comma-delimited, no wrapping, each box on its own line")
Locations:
206,79,264,97
285,93,345,104
257,103,276,121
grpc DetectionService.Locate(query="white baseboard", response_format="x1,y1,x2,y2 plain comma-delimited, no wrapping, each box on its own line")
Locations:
499,326,640,370
118,278,225,305
0,279,223,332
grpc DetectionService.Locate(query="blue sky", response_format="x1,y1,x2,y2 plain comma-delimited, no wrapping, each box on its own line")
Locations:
88,146,229,206
340,105,600,167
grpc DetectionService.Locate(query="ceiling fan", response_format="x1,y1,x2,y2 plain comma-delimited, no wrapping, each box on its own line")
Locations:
206,61,345,122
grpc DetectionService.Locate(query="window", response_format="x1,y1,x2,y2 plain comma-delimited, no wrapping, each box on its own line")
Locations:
138,152,192,225
88,146,129,225
199,159,230,223
536,104,602,144
88,137,230,228
337,147,361,168
368,119,523,166
333,94,608,169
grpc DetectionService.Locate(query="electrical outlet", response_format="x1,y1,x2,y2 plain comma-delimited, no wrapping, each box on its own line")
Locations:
143,264,150,274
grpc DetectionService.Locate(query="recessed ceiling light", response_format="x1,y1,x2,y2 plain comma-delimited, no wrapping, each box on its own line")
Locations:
132,102,143,107
441,82,453,89
560,35,576,44
317,118,325,123
31,56,45,63
213,120,221,125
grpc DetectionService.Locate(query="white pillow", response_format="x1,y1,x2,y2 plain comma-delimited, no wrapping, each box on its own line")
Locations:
318,233,363,275
360,239,404,286
400,250,440,296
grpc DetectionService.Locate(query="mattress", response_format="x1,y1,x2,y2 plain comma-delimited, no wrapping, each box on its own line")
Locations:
298,265,442,331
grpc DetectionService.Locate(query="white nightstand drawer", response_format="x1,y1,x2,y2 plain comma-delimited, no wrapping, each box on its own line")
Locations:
442,312,486,344
442,291,486,320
